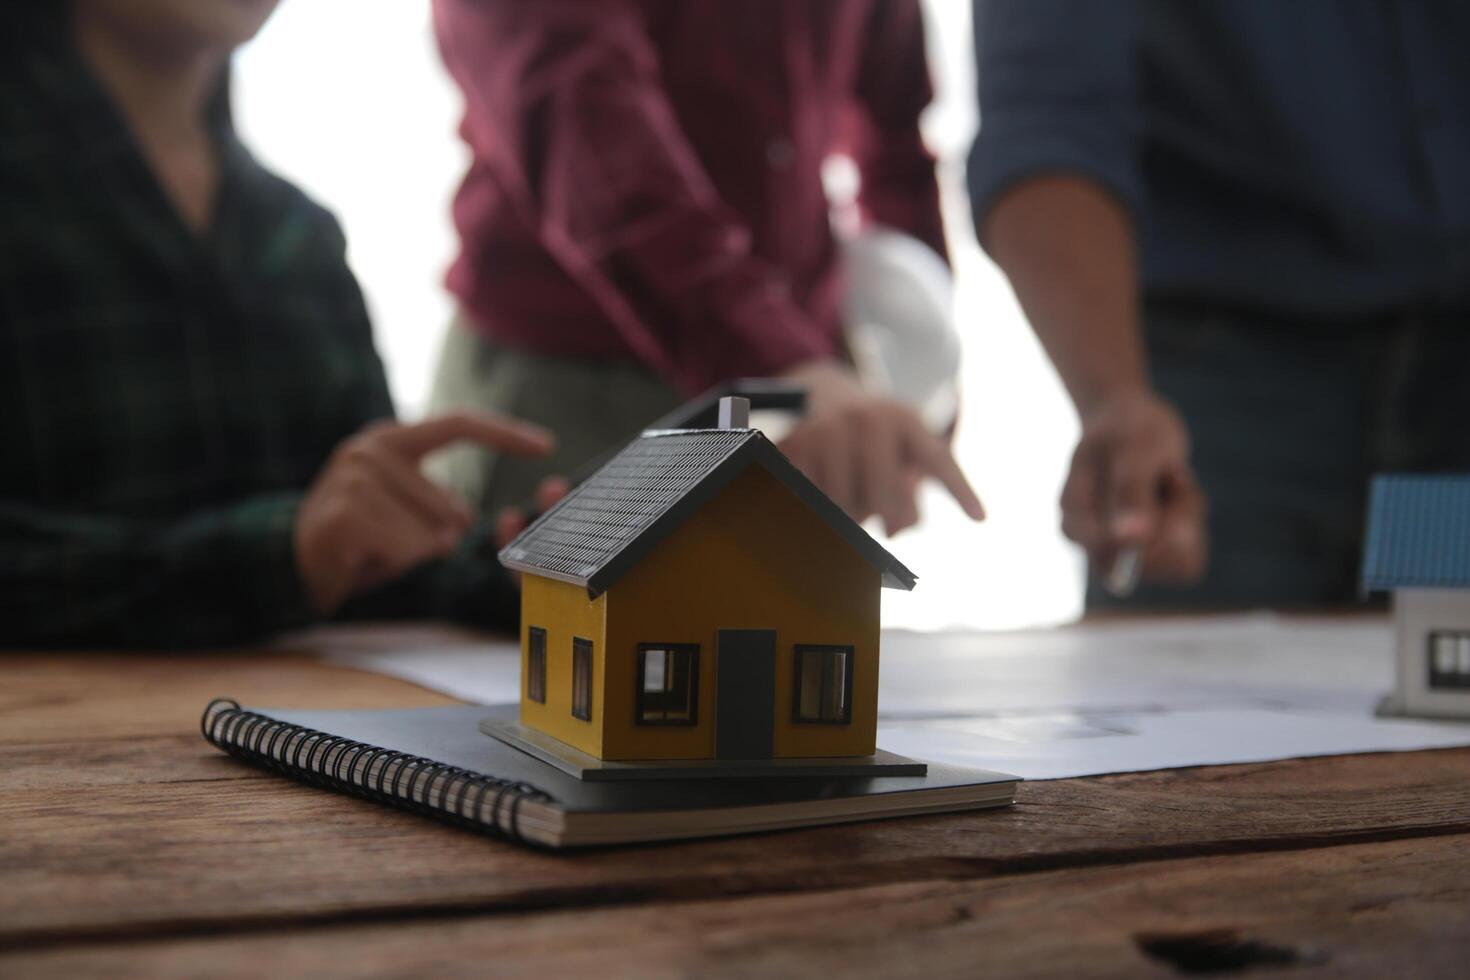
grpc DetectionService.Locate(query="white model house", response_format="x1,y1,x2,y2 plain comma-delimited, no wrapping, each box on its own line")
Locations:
1362,474,1470,719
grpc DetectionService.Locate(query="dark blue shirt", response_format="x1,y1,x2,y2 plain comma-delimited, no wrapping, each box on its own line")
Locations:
969,0,1470,317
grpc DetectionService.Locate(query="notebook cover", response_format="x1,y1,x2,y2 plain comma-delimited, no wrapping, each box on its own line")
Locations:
203,701,1017,847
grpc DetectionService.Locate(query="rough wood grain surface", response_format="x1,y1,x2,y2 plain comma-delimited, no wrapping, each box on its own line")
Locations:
4,642,1465,976
5,834,1467,978
0,648,455,744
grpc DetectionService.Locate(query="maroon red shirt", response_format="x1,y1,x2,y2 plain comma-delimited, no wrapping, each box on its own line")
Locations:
434,0,946,395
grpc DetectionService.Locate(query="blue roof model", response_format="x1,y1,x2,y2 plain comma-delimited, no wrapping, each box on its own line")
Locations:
1361,474,1470,591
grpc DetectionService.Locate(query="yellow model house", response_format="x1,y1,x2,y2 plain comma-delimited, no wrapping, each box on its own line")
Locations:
496,398,917,770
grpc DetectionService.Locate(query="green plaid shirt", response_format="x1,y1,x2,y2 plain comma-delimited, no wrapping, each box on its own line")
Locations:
0,32,516,648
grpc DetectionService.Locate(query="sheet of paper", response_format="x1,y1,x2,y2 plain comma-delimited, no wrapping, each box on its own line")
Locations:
293,614,1470,781
876,707,1470,781
280,624,524,704
877,614,1395,717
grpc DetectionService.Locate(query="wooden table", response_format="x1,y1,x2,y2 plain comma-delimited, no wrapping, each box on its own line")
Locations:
4,642,1469,978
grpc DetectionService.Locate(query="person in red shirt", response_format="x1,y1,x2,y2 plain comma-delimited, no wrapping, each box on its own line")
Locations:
429,0,984,536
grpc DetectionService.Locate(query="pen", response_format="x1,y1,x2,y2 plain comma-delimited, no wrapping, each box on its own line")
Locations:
1104,545,1142,598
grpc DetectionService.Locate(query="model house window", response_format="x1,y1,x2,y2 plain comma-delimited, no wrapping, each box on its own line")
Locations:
1427,631,1470,690
793,645,853,724
636,644,699,724
571,637,593,721
527,627,547,704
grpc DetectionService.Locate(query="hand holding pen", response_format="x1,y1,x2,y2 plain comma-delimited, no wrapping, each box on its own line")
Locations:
1060,390,1209,596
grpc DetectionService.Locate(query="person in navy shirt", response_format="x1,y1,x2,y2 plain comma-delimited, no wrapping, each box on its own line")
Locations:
971,0,1470,608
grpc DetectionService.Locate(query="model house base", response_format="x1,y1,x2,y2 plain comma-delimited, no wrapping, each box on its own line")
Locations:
480,717,926,781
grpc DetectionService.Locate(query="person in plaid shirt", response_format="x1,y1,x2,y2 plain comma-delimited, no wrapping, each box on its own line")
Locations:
1,0,558,648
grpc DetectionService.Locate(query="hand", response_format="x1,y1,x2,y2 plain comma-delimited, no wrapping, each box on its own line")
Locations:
493,476,573,549
1060,389,1207,585
779,360,985,535
295,412,555,615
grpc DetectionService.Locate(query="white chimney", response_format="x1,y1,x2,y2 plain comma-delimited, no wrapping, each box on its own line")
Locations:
717,395,750,429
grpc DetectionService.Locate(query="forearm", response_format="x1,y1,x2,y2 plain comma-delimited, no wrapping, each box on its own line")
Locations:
982,179,1146,416
985,176,1205,578
0,494,316,649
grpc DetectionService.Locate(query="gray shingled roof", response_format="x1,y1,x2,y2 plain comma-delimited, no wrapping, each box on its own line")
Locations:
498,428,917,596
1361,474,1470,591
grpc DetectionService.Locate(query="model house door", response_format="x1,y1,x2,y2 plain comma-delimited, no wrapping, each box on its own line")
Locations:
715,629,776,759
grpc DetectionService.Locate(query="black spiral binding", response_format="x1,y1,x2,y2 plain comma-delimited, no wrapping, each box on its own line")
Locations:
201,698,553,845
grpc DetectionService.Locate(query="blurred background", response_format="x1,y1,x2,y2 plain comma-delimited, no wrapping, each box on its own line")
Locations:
234,0,1082,631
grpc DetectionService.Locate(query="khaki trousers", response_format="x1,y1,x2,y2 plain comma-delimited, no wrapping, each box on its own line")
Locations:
426,314,683,515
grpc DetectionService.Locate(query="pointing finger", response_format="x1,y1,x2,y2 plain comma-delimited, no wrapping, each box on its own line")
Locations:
378,412,555,460
905,421,986,521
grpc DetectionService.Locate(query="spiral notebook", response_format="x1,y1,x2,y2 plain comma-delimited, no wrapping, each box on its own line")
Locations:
202,700,1017,848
